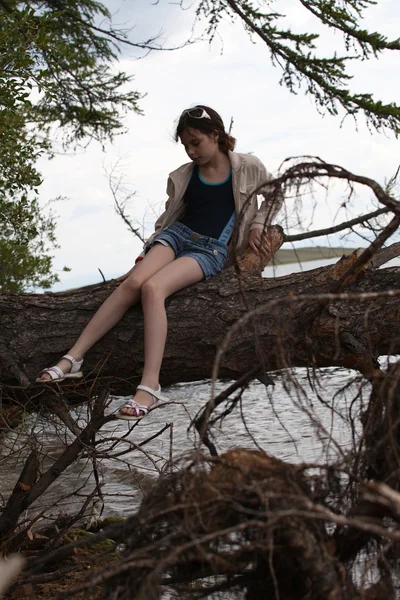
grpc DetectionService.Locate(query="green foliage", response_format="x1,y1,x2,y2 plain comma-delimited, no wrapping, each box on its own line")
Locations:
2,0,142,145
197,0,400,134
0,0,143,293
0,194,69,293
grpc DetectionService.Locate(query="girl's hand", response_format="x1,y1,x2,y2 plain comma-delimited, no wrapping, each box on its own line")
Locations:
116,256,143,283
248,229,271,257
116,265,135,283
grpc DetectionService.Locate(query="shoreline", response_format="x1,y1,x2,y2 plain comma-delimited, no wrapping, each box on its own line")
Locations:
273,246,356,265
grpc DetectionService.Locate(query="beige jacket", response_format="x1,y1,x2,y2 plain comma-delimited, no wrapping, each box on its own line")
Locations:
143,150,283,257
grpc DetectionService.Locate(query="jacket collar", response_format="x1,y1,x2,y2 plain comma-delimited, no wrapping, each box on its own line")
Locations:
172,151,242,178
228,150,243,172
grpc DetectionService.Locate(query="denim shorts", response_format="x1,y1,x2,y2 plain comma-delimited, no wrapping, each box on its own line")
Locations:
146,222,229,280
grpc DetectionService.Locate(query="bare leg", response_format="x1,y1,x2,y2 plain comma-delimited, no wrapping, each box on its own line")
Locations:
119,257,204,415
39,244,175,380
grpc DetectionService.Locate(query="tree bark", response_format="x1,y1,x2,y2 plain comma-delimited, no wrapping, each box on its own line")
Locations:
0,249,399,403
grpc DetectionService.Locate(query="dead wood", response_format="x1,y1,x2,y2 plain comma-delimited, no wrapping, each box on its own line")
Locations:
41,449,382,600
0,389,112,546
0,243,398,408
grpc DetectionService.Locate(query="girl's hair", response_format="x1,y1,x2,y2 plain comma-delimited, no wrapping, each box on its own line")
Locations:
175,105,236,153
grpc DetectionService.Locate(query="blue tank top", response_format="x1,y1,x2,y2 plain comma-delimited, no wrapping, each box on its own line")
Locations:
179,167,235,240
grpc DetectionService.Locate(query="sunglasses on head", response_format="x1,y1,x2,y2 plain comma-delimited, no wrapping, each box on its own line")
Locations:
182,107,211,120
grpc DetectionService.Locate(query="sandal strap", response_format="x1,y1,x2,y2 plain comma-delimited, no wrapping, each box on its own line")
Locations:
136,384,166,403
38,366,64,380
62,355,83,374
120,399,149,416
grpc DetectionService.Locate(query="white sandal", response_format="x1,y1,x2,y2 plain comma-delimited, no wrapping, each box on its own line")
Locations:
116,385,167,421
36,355,84,383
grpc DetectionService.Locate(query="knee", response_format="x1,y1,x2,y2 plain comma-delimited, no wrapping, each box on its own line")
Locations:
141,278,165,302
119,275,143,298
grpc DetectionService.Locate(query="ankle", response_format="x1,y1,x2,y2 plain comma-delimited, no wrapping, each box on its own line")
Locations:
57,355,84,374
67,351,84,363
140,378,160,390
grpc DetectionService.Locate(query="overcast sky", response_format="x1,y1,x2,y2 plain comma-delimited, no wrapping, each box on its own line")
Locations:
36,0,400,291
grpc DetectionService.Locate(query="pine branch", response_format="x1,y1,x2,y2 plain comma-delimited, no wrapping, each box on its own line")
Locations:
298,0,400,55
220,0,400,133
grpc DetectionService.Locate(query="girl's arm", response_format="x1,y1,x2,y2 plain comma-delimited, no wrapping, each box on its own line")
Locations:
248,158,284,256
251,158,284,229
116,265,136,283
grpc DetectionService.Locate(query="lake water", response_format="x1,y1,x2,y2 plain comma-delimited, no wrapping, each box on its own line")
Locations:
0,364,369,518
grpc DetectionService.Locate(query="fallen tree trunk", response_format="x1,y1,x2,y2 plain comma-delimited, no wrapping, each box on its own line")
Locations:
0,247,399,404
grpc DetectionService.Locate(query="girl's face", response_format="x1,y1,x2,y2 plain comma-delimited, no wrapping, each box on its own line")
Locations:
179,127,220,165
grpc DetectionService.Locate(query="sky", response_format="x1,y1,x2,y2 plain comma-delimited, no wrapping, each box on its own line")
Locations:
36,0,400,291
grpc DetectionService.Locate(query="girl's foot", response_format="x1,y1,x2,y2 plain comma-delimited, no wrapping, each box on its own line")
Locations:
36,355,84,382
116,385,167,420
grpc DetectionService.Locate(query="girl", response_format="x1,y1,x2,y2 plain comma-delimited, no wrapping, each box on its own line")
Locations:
37,106,283,420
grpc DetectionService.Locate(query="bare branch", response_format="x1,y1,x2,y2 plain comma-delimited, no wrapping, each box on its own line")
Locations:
285,206,391,243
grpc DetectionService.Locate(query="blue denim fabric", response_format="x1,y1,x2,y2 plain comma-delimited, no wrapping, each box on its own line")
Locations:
146,222,228,280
